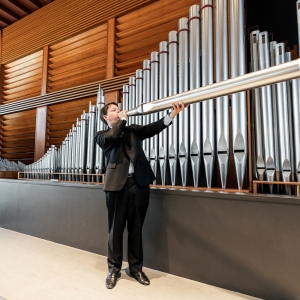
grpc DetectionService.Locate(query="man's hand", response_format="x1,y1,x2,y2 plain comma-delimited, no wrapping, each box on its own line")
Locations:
118,110,128,121
169,102,189,118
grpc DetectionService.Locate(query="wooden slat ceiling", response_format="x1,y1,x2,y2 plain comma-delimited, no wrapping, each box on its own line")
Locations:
0,0,53,30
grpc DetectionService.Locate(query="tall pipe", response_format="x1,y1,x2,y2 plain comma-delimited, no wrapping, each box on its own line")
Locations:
150,52,159,183
143,59,151,159
168,31,178,186
189,5,201,187
216,0,229,189
230,0,247,190
178,17,189,187
158,41,168,185
270,41,281,183
275,43,291,187
201,0,215,188
136,69,143,126
250,30,265,182
258,32,276,190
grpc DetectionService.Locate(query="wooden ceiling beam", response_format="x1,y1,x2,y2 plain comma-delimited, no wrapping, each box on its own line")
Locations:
28,0,43,9
0,4,20,19
8,0,31,14
0,16,12,26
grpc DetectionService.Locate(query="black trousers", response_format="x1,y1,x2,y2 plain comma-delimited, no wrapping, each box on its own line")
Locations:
105,176,150,274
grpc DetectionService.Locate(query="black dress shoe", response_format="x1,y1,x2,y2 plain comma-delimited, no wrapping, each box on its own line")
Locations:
105,272,121,289
128,270,150,285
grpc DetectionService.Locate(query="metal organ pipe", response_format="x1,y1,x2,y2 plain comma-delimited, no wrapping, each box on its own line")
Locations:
143,60,151,159
136,69,143,126
158,41,168,185
230,0,247,190
168,31,178,186
250,31,265,182
275,43,291,185
295,0,300,182
178,17,189,187
258,32,276,190
285,52,295,184
201,0,215,188
189,5,201,188
269,41,281,183
215,0,229,189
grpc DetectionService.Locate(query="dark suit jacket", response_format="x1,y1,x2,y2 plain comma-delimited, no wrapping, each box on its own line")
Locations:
95,118,171,191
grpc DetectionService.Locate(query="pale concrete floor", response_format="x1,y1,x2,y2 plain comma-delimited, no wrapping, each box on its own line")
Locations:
0,228,262,300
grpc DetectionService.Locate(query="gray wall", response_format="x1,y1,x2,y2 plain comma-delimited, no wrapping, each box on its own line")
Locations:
1,179,300,300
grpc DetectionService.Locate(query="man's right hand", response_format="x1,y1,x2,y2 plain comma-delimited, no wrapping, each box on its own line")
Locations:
118,110,128,121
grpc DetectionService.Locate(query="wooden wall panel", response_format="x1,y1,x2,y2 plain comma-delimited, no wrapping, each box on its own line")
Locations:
2,50,43,103
46,96,96,148
48,25,107,93
115,0,199,75
0,109,36,163
1,0,157,64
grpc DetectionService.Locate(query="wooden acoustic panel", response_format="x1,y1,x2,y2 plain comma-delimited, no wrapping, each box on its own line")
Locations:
0,109,36,163
46,96,96,148
2,50,42,104
115,0,199,75
48,25,108,93
1,0,157,64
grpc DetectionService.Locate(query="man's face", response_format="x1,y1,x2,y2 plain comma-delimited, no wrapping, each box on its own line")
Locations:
103,104,120,127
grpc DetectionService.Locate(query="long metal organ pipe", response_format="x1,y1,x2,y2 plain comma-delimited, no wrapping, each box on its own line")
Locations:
158,41,168,185
295,0,300,182
230,0,247,190
189,5,201,188
150,52,159,182
178,17,190,187
215,0,229,189
275,43,292,185
269,41,281,184
250,31,265,182
258,32,276,189
201,0,215,188
168,31,178,186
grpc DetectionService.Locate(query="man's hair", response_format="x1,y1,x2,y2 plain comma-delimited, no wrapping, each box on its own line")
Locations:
100,102,119,125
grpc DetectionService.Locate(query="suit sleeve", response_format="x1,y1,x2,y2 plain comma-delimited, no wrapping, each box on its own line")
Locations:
131,117,172,141
95,120,126,151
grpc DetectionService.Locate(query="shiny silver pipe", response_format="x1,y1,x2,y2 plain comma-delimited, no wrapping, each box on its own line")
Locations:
201,0,214,188
150,51,159,183
230,0,247,190
129,76,136,125
178,17,189,187
143,60,151,159
122,85,129,111
158,41,168,185
136,69,143,126
167,31,178,186
295,0,300,182
275,43,291,187
258,32,276,190
216,0,229,189
86,103,96,181
189,5,201,188
285,52,295,183
95,87,106,181
250,30,265,182
270,41,281,184
127,59,300,116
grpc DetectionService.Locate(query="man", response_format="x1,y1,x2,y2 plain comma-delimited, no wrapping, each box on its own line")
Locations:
95,101,186,289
